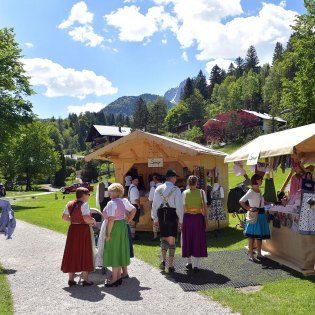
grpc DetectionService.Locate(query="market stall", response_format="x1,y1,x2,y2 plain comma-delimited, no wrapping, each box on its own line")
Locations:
225,123,315,275
85,130,229,232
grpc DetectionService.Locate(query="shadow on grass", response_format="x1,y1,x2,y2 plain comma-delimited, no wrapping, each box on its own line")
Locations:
12,205,44,212
0,269,17,275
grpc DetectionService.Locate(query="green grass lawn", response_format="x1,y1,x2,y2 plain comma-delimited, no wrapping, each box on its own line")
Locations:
0,264,13,315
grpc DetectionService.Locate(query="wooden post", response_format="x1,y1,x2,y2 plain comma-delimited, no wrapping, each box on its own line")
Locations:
281,169,294,192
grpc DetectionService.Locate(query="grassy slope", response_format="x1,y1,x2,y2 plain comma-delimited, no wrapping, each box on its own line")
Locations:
0,264,14,315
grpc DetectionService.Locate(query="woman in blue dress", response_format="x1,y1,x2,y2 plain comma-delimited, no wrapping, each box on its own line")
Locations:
239,174,270,262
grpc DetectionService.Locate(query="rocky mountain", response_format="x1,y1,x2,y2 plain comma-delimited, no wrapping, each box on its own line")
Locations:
101,94,160,116
163,79,187,104
100,79,187,116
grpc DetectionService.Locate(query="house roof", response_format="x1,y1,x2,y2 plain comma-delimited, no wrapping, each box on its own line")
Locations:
241,110,286,123
225,123,315,163
85,130,227,161
86,125,132,142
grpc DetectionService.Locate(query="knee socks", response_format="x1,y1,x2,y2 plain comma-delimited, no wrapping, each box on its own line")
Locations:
169,244,176,258
193,257,199,268
161,239,169,251
130,226,136,237
153,225,158,238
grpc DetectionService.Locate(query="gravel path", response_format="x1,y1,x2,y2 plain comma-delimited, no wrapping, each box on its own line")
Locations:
0,220,235,315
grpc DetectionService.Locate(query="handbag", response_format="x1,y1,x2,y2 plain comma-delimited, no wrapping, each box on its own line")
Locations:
246,193,262,224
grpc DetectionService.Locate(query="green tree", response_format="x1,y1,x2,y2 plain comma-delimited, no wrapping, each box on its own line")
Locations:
280,0,315,126
14,121,61,191
263,65,282,132
0,28,34,148
242,70,261,110
133,97,149,130
148,97,167,134
181,126,203,143
54,145,67,187
185,89,206,121
209,64,224,96
224,112,243,143
244,45,260,73
227,63,235,76
234,57,244,78
194,70,210,99
181,77,194,100
164,101,190,132
81,160,99,182
272,42,284,64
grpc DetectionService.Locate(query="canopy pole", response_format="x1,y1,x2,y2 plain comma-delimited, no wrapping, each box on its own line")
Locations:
280,169,294,192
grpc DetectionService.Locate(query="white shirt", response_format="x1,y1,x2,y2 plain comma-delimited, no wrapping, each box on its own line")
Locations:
105,198,134,219
125,175,132,186
150,180,156,188
240,189,264,208
148,182,163,202
128,184,140,204
63,201,90,216
213,183,224,198
182,189,207,205
152,181,183,223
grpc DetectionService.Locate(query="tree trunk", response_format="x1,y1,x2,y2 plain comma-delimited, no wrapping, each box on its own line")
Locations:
26,167,31,191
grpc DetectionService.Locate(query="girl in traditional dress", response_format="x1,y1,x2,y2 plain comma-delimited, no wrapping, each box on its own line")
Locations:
103,183,136,287
181,176,208,272
61,187,96,287
239,174,270,262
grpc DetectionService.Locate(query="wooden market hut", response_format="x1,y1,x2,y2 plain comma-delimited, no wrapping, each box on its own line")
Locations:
85,130,229,232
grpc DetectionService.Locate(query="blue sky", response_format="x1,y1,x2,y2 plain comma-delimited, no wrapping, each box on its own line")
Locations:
0,0,306,118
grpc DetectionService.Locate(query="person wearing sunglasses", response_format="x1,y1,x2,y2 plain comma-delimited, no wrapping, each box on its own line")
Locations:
61,187,96,287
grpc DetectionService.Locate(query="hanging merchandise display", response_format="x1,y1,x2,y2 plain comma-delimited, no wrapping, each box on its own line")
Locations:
264,178,278,203
209,183,226,221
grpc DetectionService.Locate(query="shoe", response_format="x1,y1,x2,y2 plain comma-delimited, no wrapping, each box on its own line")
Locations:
193,267,200,273
185,263,192,270
168,266,175,273
105,279,120,288
118,278,123,285
132,235,140,241
249,257,259,263
68,280,77,287
121,274,129,279
159,261,166,271
82,281,94,287
257,255,266,261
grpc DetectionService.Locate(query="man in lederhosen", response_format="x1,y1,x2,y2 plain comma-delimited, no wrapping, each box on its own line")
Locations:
128,175,141,240
152,170,183,273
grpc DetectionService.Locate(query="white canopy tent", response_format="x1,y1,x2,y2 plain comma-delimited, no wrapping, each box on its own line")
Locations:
224,123,315,163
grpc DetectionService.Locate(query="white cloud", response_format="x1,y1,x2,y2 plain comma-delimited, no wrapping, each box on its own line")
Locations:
68,25,104,47
104,5,177,42
58,1,93,29
162,38,167,44
205,58,235,76
107,1,297,64
24,42,34,48
113,48,119,52
181,51,188,62
59,1,104,47
23,58,118,99
68,102,106,114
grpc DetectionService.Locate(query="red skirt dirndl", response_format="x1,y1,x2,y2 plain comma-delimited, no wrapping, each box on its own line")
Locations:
61,224,94,273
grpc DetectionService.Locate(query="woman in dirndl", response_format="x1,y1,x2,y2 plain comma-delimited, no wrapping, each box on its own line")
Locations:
181,175,208,272
61,187,96,287
239,174,270,262
103,183,136,287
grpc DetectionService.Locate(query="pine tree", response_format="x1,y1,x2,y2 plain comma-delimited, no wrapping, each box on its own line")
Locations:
148,97,167,134
272,42,284,64
133,97,149,130
181,77,194,100
209,65,224,96
227,63,235,76
125,116,131,127
245,45,260,73
194,70,210,99
54,145,66,187
234,57,244,78
186,89,206,121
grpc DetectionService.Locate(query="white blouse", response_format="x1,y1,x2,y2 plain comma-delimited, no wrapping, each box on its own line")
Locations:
63,202,90,215
240,189,264,208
